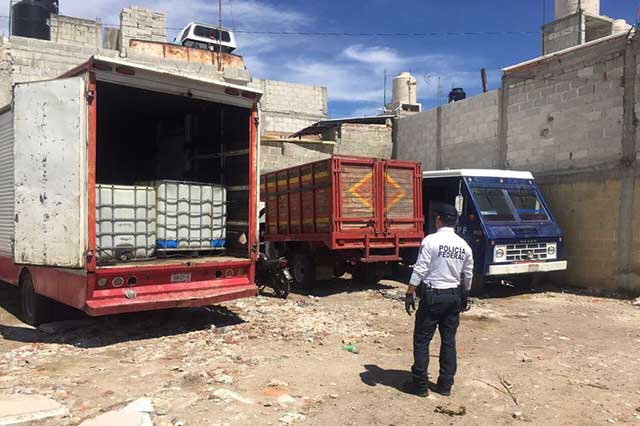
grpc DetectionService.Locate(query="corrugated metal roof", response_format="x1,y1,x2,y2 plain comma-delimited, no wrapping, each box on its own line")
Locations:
290,115,394,138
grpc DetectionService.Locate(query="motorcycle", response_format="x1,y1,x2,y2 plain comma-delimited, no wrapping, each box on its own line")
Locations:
255,253,292,299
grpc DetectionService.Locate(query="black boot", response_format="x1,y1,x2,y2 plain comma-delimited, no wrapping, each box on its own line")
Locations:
434,379,452,396
402,381,429,397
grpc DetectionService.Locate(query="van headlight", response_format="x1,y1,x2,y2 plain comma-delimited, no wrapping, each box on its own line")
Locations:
547,243,557,259
493,245,507,263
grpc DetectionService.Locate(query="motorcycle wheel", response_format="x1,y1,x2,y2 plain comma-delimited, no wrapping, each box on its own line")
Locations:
273,271,291,299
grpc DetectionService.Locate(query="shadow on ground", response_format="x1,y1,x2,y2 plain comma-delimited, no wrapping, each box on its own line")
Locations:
0,281,245,349
290,277,395,298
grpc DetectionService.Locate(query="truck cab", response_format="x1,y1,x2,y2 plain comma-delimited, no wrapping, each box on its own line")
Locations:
422,170,567,292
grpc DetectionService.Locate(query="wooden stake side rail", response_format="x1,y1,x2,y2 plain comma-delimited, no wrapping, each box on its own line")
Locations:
260,155,424,259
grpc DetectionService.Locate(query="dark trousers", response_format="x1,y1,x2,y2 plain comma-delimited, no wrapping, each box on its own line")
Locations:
411,289,461,391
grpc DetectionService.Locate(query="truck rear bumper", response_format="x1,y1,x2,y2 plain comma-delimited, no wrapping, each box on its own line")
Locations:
85,277,257,316
487,260,567,276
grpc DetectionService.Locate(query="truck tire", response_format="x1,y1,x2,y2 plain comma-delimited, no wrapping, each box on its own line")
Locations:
290,252,316,289
19,271,53,326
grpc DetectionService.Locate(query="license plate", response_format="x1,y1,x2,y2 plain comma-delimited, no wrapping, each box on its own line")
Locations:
171,273,192,283
528,264,540,272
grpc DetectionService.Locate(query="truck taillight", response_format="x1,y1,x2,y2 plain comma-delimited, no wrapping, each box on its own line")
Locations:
225,269,234,278
97,278,108,288
112,277,125,287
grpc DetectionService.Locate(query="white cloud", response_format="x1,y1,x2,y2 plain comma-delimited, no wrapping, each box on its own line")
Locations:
0,1,496,116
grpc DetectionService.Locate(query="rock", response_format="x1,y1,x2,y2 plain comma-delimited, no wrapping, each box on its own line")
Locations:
277,394,297,406
80,398,154,426
210,389,254,405
123,398,154,414
329,394,339,399
268,380,289,388
632,298,640,307
279,412,305,425
434,404,467,416
0,394,69,425
213,374,234,385
512,411,523,419
38,319,94,335
79,411,152,426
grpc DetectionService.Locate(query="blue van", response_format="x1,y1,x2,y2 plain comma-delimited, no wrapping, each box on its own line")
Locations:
421,170,567,293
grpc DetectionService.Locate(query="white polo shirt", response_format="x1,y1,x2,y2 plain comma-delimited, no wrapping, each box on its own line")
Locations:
409,227,474,291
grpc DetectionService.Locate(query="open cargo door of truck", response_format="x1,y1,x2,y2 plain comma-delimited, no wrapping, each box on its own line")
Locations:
383,160,422,233
13,77,88,268
337,157,378,232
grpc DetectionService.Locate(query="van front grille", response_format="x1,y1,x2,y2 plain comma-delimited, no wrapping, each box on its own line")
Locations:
506,242,548,261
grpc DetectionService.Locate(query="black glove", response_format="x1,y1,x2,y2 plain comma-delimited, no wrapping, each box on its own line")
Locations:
405,293,416,316
461,289,471,312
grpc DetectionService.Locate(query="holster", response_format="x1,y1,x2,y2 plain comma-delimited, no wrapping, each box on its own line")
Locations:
419,283,435,305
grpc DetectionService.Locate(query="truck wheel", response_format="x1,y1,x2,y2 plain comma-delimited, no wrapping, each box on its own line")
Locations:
290,253,315,289
19,271,52,326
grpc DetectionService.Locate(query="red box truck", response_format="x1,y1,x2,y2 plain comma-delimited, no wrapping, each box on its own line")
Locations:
260,155,423,287
0,56,261,325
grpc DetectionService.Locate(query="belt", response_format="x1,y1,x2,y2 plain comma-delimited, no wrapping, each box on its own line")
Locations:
422,287,458,294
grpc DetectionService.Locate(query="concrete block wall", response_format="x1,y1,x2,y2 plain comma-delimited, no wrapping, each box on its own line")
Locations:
394,32,640,292
5,36,118,85
543,14,582,55
440,91,500,169
0,37,12,108
249,79,328,134
260,141,334,173
505,35,626,173
395,90,500,171
120,7,166,51
336,123,393,159
394,108,438,170
50,15,102,48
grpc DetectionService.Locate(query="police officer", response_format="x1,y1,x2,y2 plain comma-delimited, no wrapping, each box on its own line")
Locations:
403,203,474,397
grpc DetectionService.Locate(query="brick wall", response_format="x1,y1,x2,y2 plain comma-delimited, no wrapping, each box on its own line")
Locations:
50,15,102,48
120,7,166,51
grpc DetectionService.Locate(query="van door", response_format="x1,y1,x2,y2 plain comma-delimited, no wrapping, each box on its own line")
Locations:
13,77,88,268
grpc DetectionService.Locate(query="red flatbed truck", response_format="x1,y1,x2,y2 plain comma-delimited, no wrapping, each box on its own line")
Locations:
260,155,423,287
0,56,262,325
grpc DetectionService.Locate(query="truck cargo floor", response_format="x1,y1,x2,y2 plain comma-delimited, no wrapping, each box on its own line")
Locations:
97,256,248,269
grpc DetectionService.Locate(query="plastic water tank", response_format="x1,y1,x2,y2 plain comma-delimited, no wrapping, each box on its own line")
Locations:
613,19,631,35
448,88,466,103
11,0,59,40
555,0,599,19
392,72,417,106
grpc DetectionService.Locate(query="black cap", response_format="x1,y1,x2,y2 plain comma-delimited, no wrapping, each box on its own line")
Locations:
433,203,458,218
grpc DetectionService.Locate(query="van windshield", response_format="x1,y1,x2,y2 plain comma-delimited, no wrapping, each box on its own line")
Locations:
471,188,515,222
507,189,549,221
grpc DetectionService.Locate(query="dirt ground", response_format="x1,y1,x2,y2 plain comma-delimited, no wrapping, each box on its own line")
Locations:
0,276,639,426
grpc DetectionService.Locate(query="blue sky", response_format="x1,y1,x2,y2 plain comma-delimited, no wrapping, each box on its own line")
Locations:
1,1,637,117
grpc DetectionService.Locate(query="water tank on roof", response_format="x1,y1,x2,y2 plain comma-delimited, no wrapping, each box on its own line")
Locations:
11,0,59,41
448,88,466,103
555,0,599,20
613,19,631,35
392,72,418,106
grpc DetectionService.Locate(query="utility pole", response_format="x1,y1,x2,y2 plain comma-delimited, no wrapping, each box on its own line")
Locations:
383,69,387,109
481,68,488,93
218,0,223,72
